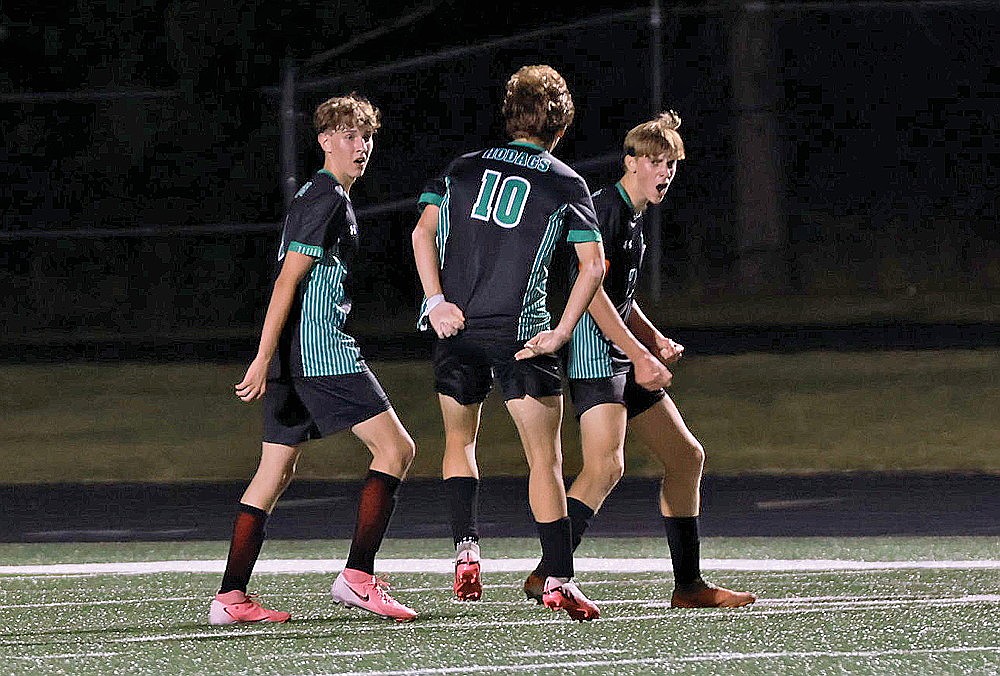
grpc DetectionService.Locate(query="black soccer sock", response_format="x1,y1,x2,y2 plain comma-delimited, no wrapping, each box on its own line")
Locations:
219,503,269,594
533,497,595,578
568,497,596,552
663,516,702,586
444,476,480,546
536,517,574,579
345,470,401,575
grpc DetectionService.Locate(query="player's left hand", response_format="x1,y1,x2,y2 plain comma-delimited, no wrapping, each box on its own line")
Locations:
514,328,569,360
235,357,268,402
655,335,684,365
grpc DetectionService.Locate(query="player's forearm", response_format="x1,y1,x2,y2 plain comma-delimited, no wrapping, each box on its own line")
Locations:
588,290,652,362
554,256,605,337
411,228,443,298
626,301,664,350
254,275,298,363
411,208,444,298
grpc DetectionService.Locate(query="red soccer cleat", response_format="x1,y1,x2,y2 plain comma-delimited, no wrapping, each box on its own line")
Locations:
541,577,600,621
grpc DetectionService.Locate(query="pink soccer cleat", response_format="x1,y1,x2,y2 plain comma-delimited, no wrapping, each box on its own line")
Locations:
541,577,600,621
209,590,291,626
331,568,418,622
453,542,482,601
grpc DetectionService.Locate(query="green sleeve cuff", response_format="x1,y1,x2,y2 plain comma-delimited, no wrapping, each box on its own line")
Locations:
566,229,602,243
419,192,443,207
288,241,324,258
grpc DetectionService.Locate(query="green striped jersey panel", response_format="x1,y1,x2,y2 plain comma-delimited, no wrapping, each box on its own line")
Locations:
517,205,566,341
300,251,364,376
567,313,614,379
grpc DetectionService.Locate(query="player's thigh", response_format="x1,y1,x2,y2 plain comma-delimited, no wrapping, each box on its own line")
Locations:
629,393,704,468
579,403,628,465
438,394,483,444
505,394,563,460
351,408,414,465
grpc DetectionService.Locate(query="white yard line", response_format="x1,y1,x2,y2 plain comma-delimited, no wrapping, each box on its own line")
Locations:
5,597,999,648
677,646,1000,663
294,646,1000,676
2,557,998,576
8,652,122,660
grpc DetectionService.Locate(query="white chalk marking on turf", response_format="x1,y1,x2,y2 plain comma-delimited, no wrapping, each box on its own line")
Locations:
677,646,1000,663
292,651,380,659
2,557,999,576
7,606,997,650
514,648,628,657
0,596,198,610
9,652,121,660
294,657,679,676
293,646,1000,676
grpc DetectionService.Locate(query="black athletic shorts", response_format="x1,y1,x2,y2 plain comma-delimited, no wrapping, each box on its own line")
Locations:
433,333,563,405
568,366,666,419
262,369,391,445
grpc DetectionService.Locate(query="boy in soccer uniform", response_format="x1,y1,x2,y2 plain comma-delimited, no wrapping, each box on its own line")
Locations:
523,112,757,609
209,94,418,625
412,65,606,621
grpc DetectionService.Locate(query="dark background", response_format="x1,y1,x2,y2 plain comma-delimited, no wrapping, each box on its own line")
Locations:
1,1,997,351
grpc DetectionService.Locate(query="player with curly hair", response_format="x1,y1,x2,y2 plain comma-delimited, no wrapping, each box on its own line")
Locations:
412,65,606,621
209,93,418,625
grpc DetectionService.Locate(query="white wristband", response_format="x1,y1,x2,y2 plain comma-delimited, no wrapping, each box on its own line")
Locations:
425,293,445,313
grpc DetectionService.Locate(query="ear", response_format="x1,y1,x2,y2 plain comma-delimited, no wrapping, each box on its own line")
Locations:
317,132,332,153
623,153,638,174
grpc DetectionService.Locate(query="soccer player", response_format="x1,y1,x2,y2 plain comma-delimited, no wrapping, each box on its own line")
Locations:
411,65,606,621
522,111,757,609
209,94,418,625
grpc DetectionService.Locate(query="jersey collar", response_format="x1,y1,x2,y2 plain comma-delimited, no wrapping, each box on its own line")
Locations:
508,140,546,152
318,168,339,184
615,181,639,215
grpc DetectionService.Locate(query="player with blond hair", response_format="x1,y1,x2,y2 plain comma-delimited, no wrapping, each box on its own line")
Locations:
210,93,419,625
523,111,757,609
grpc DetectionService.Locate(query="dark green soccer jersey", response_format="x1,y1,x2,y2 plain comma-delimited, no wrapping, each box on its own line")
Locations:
567,182,645,379
417,141,602,342
269,170,365,379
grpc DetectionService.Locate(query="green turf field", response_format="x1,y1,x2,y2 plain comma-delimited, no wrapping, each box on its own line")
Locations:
1,537,997,675
2,350,999,482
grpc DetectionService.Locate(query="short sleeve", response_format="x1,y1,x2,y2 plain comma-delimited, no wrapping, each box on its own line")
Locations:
285,181,343,258
418,176,447,210
564,185,602,244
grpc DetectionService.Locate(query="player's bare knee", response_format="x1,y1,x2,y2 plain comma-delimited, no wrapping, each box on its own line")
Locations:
582,453,624,493
677,440,705,476
375,436,415,476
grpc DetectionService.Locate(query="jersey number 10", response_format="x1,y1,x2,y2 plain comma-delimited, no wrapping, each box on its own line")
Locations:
470,170,531,228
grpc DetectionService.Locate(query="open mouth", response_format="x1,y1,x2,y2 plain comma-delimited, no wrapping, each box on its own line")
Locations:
655,182,669,194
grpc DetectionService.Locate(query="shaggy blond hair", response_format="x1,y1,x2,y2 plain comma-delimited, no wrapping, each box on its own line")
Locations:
624,110,685,160
314,93,381,134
